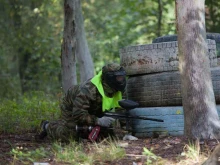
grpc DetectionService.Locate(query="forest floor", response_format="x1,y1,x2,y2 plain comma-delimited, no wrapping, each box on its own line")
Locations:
0,132,218,165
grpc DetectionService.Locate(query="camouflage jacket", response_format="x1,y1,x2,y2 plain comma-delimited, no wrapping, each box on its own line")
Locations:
60,78,117,126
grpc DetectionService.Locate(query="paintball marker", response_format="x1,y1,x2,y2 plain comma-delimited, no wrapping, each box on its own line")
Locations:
104,99,164,122
76,99,163,141
105,99,163,133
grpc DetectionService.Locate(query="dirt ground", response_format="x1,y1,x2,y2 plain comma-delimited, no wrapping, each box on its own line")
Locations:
0,132,219,165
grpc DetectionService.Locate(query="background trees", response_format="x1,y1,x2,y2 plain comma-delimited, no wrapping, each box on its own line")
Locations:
0,0,63,97
0,0,219,99
82,0,175,70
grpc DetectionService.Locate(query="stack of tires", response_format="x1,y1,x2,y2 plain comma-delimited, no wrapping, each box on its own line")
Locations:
152,33,220,66
120,33,220,137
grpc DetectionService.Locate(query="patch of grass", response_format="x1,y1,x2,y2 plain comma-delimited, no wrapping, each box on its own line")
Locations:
142,140,209,165
10,138,126,165
0,91,60,133
178,141,208,165
10,147,49,165
91,138,126,162
9,137,212,165
142,147,165,165
53,138,125,164
52,141,94,164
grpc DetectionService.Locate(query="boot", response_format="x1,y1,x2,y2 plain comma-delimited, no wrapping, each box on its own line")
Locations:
35,120,49,141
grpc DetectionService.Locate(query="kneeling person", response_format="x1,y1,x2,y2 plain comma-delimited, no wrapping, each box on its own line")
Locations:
36,63,126,142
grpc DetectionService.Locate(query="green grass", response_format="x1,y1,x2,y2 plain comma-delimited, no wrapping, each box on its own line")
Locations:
141,140,209,165
177,141,208,165
52,141,95,164
11,147,49,165
91,138,126,162
0,91,60,133
0,91,211,164
0,91,126,164
10,139,210,165
11,138,126,165
142,147,161,164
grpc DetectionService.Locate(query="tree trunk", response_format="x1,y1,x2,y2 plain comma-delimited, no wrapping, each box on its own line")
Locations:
176,0,220,139
8,0,26,93
61,0,77,93
75,0,94,82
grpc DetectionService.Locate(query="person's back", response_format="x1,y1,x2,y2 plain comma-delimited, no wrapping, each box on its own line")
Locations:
60,78,104,124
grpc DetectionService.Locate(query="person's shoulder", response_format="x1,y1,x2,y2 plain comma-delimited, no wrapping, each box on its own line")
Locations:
80,78,97,93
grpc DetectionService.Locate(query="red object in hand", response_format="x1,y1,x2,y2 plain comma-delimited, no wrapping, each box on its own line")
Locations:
88,126,101,141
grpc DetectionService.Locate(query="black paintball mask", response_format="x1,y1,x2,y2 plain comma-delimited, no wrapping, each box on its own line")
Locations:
103,67,126,92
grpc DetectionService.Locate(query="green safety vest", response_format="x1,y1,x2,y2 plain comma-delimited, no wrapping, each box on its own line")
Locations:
91,70,122,112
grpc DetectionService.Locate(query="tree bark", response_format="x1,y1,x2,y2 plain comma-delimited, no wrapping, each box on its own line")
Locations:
75,0,94,82
176,0,220,139
61,0,77,93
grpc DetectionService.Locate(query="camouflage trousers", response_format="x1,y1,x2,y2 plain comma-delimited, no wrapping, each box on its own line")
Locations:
46,119,78,142
46,108,124,142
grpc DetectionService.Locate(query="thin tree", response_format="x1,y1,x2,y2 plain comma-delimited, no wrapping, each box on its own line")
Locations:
176,0,220,139
61,0,77,93
75,0,94,82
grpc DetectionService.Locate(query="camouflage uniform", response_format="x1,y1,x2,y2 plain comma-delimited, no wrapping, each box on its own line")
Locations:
47,63,123,141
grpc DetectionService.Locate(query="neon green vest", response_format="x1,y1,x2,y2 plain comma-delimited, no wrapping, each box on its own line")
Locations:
91,71,122,112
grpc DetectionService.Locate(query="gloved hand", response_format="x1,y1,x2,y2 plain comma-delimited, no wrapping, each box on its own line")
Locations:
97,117,115,127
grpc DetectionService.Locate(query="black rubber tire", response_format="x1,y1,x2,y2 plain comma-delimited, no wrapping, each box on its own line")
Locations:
126,67,220,107
128,105,220,137
120,40,217,76
152,34,177,43
152,32,220,58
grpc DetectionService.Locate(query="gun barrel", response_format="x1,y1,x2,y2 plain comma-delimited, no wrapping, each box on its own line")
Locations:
104,112,164,122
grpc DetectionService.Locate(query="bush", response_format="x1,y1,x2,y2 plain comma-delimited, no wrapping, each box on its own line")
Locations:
0,91,61,133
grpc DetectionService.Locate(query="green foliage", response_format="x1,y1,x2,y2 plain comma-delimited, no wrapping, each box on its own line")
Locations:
52,139,126,164
0,42,22,100
52,141,94,164
177,141,208,165
142,147,161,165
1,0,219,98
11,147,49,164
0,91,60,133
0,0,63,95
205,1,220,32
0,75,22,100
83,0,176,71
0,0,177,94
92,138,126,162
10,139,126,165
181,142,200,163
